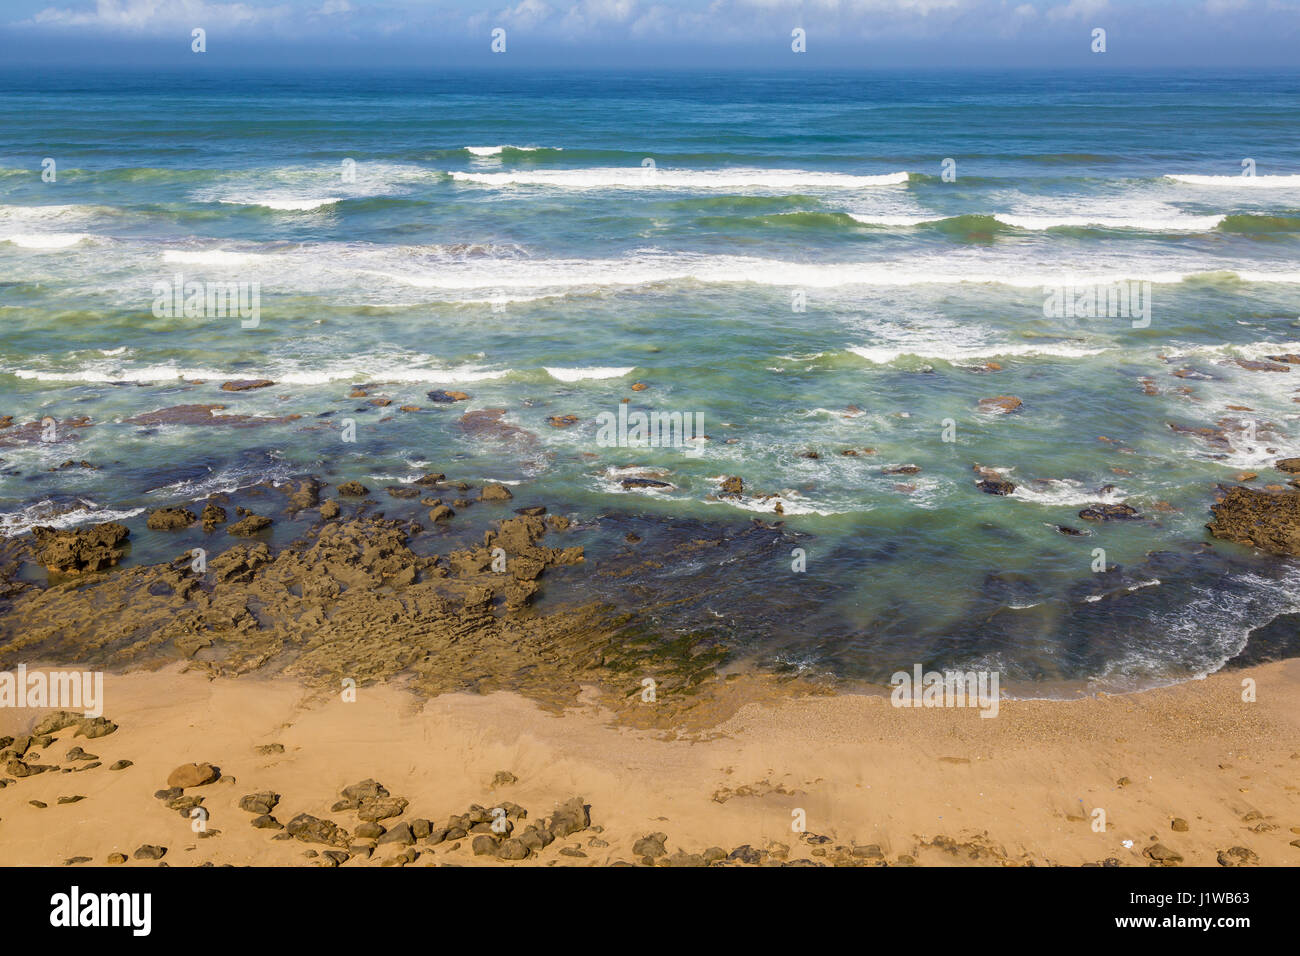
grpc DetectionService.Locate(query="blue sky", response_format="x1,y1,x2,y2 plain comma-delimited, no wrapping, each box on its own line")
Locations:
0,0,1297,68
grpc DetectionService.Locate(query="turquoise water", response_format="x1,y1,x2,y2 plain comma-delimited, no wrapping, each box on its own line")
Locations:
2,69,1299,690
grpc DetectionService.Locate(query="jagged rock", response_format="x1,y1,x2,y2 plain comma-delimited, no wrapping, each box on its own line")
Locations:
481,483,513,501
227,514,272,536
133,844,167,860
976,478,1015,495
337,481,369,497
547,797,590,838
427,390,470,403
286,813,349,847
221,379,275,391
31,522,129,573
201,502,227,531
1207,487,1300,556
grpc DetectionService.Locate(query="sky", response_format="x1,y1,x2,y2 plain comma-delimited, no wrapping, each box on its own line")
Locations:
0,0,1297,69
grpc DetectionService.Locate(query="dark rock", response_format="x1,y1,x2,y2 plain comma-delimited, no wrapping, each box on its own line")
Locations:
1079,503,1141,521
238,791,280,815
620,477,671,489
221,379,275,391
133,845,167,860
472,835,500,855
376,823,415,845
427,390,470,403
547,797,590,838
633,832,668,859
286,813,349,847
728,845,762,864
976,478,1015,495
1216,846,1259,867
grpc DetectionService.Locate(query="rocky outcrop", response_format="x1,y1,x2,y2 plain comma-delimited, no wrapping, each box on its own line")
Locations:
146,507,196,531
1207,486,1300,556
31,522,129,573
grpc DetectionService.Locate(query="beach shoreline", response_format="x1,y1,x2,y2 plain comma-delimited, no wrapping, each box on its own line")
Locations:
0,657,1296,867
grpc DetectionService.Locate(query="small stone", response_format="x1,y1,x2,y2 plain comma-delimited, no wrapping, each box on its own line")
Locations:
1171,818,1190,832
133,844,167,861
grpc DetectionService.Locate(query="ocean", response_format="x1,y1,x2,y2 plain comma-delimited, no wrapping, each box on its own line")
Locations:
2,67,1299,693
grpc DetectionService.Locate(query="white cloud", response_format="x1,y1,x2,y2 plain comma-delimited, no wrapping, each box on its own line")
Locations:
1045,0,1109,20
27,0,279,32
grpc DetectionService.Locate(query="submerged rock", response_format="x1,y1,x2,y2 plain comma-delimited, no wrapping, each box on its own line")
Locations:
977,395,1022,414
1079,503,1141,521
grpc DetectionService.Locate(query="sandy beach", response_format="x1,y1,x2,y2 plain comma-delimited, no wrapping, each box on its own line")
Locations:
1,657,1296,867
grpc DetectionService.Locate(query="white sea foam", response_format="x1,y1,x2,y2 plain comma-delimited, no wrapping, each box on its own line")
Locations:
450,168,909,189
1010,479,1125,508
848,343,1108,364
161,249,265,266
8,360,512,386
1167,174,1300,187
218,197,341,211
465,145,554,157
0,232,94,248
542,366,634,382
994,213,1227,231
0,500,145,538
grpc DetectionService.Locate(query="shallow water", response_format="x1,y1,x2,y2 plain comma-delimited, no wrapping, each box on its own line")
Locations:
2,68,1299,691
